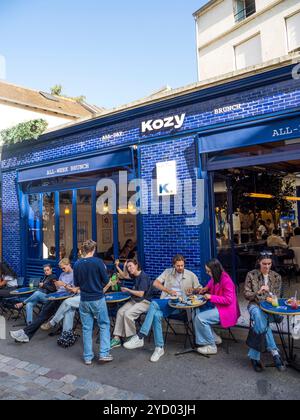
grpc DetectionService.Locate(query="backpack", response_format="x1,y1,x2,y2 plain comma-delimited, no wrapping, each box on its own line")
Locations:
57,330,80,348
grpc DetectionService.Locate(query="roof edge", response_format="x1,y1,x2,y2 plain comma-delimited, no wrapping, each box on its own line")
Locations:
193,0,220,17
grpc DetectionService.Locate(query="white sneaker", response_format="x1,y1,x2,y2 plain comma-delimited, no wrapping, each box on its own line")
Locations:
123,335,144,350
9,329,23,339
10,330,29,343
150,347,165,363
213,333,223,346
197,345,218,355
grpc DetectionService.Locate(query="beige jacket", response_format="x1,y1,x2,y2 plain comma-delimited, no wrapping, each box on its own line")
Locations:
157,268,200,299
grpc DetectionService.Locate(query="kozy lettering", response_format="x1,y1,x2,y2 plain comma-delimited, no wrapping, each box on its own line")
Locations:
141,113,186,133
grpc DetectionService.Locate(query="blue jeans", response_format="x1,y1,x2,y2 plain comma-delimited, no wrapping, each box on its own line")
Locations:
248,305,279,361
24,291,49,324
140,300,178,348
193,308,220,346
51,295,80,332
79,298,111,362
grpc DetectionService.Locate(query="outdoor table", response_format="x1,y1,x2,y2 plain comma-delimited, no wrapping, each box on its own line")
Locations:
10,287,38,296
260,299,300,372
46,291,75,301
105,292,131,304
168,298,207,356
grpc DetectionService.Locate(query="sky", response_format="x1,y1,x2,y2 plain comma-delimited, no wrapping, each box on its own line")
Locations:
0,0,207,109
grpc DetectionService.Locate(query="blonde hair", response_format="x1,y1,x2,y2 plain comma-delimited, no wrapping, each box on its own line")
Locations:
59,258,71,267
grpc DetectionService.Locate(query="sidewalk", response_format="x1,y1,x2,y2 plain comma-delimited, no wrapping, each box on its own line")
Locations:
0,354,148,400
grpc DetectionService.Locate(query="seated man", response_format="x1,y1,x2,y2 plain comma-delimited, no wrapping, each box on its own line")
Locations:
40,285,80,333
267,229,288,249
16,259,74,325
15,264,57,324
110,259,153,349
124,255,200,362
10,299,62,343
10,259,75,343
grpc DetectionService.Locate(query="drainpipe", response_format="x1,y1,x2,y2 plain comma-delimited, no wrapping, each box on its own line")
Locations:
194,15,201,82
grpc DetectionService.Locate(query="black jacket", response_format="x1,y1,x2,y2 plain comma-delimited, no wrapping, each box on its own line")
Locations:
39,274,57,294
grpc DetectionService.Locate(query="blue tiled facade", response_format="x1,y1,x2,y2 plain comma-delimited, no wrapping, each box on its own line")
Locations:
2,66,300,281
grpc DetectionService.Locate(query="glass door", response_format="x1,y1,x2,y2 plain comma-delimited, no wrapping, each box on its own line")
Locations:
210,172,238,283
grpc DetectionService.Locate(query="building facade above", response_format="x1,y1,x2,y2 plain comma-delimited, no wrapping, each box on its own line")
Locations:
194,0,300,81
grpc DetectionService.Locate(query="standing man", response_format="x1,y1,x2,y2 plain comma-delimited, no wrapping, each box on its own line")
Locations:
74,240,112,365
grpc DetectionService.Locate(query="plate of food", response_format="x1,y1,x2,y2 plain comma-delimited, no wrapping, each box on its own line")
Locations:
285,299,300,308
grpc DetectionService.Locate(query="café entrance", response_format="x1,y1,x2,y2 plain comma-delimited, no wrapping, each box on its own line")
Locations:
207,138,300,286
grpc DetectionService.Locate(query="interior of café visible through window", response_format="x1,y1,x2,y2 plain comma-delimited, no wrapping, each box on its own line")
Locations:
211,140,300,285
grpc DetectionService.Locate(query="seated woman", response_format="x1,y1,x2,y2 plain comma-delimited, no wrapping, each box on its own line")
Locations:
110,259,153,349
15,264,57,325
0,262,18,298
114,259,130,280
244,252,285,372
193,259,240,356
119,240,136,261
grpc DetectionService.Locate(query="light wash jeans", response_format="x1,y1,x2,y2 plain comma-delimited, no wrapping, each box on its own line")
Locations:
248,305,279,361
79,298,111,362
140,300,178,348
24,290,49,324
193,307,220,346
51,295,80,332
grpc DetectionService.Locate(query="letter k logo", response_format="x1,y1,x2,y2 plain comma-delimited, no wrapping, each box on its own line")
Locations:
159,184,170,194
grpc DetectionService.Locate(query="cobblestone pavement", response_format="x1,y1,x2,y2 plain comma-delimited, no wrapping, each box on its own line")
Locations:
0,354,148,400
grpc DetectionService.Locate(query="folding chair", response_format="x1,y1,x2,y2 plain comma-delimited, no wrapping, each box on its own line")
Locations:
214,325,238,354
164,312,194,349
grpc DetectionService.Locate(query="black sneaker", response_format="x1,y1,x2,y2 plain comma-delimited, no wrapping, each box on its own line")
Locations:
273,355,286,372
251,359,264,373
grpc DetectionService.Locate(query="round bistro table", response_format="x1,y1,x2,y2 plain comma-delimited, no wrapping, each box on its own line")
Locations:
168,298,208,357
105,292,131,305
260,299,300,372
46,291,75,301
10,287,38,296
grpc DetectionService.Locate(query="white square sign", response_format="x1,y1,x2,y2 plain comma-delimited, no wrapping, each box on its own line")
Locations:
156,161,177,196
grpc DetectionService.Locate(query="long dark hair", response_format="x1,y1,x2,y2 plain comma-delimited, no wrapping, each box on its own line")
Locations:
206,259,224,284
0,262,17,278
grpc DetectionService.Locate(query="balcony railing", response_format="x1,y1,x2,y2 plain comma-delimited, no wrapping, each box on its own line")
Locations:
234,4,256,23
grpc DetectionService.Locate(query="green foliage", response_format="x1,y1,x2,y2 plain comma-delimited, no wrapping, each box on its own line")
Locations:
0,119,48,145
73,95,86,103
50,84,86,103
50,84,63,96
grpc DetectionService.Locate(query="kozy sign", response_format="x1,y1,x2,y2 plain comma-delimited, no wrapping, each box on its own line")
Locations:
141,113,186,134
156,161,177,196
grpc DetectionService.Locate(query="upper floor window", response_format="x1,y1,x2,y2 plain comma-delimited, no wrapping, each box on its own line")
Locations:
235,34,262,70
286,11,300,52
234,0,256,23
